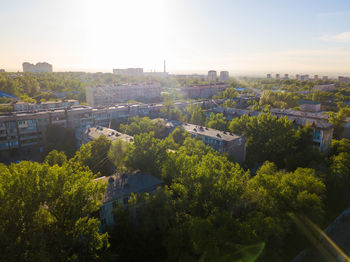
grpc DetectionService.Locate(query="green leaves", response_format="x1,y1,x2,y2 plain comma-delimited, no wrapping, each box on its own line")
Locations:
0,161,108,261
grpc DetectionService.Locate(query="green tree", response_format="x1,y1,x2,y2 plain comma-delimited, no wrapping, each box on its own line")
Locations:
73,136,113,177
0,161,109,261
44,150,67,166
229,113,296,167
107,139,131,172
206,113,227,130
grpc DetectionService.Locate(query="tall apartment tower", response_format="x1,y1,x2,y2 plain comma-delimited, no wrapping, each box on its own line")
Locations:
208,70,217,82
284,74,289,79
275,74,280,79
267,74,271,79
219,71,229,82
314,75,319,80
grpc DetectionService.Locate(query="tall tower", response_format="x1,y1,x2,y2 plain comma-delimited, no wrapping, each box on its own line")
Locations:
164,60,166,73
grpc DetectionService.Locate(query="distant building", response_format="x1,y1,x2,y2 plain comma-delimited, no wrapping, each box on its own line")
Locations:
314,84,335,92
180,83,229,99
219,71,229,82
267,74,271,79
85,84,161,106
0,69,5,73
113,68,143,76
322,76,328,80
314,75,318,80
275,73,280,79
300,75,309,81
338,76,350,84
296,74,300,80
22,62,52,73
299,102,321,112
95,172,163,227
284,74,289,80
208,70,217,82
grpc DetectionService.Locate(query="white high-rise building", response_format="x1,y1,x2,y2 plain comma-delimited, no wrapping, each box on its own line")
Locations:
219,71,229,82
208,70,217,82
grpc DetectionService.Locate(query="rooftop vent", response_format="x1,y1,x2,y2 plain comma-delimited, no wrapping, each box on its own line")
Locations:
217,133,221,138
108,177,114,183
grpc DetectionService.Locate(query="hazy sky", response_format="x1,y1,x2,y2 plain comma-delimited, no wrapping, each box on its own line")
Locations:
1,0,350,75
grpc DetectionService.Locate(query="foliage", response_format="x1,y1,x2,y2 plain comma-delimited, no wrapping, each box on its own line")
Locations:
259,91,299,109
44,150,67,166
328,107,350,139
73,136,114,177
0,161,109,261
186,104,206,126
229,113,295,167
119,116,168,139
107,139,131,173
205,113,227,130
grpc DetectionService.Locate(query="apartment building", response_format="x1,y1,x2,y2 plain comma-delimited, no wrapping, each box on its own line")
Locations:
86,84,161,106
22,62,53,73
313,84,335,92
219,71,229,82
96,172,162,227
13,100,79,112
208,70,217,82
338,76,350,84
212,106,335,153
113,68,144,76
165,120,246,162
81,126,133,145
180,83,229,99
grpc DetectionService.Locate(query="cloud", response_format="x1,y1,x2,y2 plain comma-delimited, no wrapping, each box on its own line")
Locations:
319,32,350,43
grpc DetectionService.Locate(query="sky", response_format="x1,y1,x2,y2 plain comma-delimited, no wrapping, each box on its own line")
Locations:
0,0,350,75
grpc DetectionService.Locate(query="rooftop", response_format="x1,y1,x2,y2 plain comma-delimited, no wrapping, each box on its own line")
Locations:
181,122,241,141
95,172,163,203
85,126,133,143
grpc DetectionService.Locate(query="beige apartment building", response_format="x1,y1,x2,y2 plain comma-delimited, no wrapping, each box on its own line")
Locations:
85,84,161,106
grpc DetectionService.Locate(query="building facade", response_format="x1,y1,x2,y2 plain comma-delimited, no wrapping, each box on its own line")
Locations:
86,84,161,106
22,62,53,73
208,70,217,82
13,100,79,112
113,68,144,76
219,71,229,82
180,83,229,99
95,172,162,227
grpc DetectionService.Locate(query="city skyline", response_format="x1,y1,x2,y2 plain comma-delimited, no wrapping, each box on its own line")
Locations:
1,0,350,75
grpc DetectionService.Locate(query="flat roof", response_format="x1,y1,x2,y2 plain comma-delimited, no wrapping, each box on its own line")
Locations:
181,122,241,141
85,126,133,143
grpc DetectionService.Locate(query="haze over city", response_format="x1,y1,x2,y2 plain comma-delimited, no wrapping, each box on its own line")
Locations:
1,0,350,75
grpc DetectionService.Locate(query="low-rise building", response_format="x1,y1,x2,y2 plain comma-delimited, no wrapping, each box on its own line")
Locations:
81,126,133,145
313,84,335,92
167,121,246,162
95,172,163,227
212,106,334,153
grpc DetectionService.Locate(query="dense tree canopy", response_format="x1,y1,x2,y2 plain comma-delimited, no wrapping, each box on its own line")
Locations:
0,161,109,261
